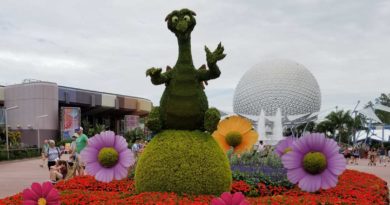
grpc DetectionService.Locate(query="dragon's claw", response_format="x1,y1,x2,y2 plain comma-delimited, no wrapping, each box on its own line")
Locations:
146,67,162,77
205,43,226,65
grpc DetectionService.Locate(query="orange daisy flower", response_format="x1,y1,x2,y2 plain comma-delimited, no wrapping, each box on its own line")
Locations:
212,115,258,154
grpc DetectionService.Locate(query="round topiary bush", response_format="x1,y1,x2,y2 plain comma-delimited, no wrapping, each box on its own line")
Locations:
135,130,232,195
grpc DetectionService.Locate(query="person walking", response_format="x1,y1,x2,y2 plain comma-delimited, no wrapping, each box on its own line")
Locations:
40,140,49,168
75,127,88,176
45,140,61,171
379,146,386,167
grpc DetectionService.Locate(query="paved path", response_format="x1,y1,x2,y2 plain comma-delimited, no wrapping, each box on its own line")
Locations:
346,158,390,192
0,158,48,198
0,158,389,199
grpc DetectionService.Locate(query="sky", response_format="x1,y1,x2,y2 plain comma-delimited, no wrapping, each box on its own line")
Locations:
1,0,389,114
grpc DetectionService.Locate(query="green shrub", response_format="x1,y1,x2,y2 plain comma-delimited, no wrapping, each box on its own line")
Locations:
57,139,73,147
135,130,232,195
204,107,221,133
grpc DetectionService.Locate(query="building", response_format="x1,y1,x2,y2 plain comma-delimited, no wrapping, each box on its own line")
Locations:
233,59,322,144
0,80,152,146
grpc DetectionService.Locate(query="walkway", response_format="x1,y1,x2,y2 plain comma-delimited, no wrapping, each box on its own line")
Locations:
0,158,389,199
346,158,390,193
0,158,48,198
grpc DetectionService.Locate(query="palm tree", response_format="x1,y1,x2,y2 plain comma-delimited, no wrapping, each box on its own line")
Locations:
315,110,353,144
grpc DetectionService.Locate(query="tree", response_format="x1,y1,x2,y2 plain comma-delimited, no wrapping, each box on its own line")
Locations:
314,110,353,144
374,93,390,124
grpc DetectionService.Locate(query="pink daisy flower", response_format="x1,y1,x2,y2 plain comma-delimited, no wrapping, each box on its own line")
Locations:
282,133,346,192
274,136,295,157
80,131,135,183
22,182,59,205
211,192,249,205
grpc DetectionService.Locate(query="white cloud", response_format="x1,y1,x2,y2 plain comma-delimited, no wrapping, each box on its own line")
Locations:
0,0,389,112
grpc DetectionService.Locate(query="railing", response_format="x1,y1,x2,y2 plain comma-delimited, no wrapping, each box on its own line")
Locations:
0,148,42,161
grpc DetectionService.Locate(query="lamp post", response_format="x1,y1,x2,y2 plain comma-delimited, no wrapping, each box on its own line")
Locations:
36,114,48,150
5,106,19,160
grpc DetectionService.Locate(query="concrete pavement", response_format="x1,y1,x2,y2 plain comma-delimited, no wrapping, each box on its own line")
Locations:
346,158,390,192
0,158,389,199
0,158,48,198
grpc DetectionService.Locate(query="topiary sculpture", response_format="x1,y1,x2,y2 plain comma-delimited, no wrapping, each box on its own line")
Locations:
135,130,231,195
136,8,231,196
145,8,225,133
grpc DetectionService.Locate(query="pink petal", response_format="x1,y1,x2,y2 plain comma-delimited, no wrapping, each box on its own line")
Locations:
95,168,114,183
114,135,128,152
113,164,128,180
232,192,245,205
22,189,39,201
86,161,102,176
31,183,43,197
292,138,309,154
41,182,53,197
22,200,37,205
239,201,250,205
327,153,346,175
281,151,303,169
287,167,306,184
322,138,339,158
298,174,322,192
211,198,226,205
320,169,338,189
45,189,59,203
119,149,135,167
101,131,115,147
88,135,104,150
80,147,99,164
220,192,232,204
308,133,326,151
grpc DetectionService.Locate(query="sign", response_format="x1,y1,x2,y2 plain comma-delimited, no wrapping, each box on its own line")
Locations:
125,115,139,132
61,107,81,140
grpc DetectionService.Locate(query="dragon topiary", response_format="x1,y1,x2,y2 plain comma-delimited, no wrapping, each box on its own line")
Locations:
145,8,225,133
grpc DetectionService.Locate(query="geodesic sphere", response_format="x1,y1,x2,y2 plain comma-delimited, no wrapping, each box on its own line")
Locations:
233,59,321,117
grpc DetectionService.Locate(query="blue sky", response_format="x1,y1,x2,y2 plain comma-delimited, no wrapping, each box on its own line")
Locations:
0,0,389,114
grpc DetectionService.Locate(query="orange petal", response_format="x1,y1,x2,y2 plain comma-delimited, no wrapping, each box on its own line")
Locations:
213,132,231,153
217,116,252,136
234,130,258,154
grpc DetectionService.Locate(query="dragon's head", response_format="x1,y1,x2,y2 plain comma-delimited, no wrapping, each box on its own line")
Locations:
165,8,196,39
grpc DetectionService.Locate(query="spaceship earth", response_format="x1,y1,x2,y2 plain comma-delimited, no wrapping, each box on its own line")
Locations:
233,59,321,117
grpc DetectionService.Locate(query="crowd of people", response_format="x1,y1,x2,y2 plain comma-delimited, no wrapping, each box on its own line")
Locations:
40,127,88,184
342,144,390,167
39,127,150,184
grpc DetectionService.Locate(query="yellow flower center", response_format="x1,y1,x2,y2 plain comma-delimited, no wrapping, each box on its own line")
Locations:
303,152,327,175
283,147,292,154
98,147,119,168
38,198,47,205
225,131,242,147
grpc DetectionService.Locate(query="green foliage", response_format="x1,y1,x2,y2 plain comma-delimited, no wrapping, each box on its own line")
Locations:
0,148,41,161
98,148,119,168
229,151,293,188
145,107,162,132
134,130,232,195
124,127,145,144
8,131,21,148
302,152,327,174
204,107,220,133
145,8,225,132
314,110,358,144
225,131,242,147
373,93,390,124
87,123,107,136
57,139,72,147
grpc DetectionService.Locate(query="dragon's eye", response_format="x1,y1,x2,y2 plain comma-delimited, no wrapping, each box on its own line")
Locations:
183,15,191,22
172,16,178,23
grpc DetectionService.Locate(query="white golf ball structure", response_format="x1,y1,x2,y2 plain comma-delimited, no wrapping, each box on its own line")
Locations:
233,59,321,120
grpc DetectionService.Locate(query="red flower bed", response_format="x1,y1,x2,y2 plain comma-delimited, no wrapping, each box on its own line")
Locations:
0,170,388,205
